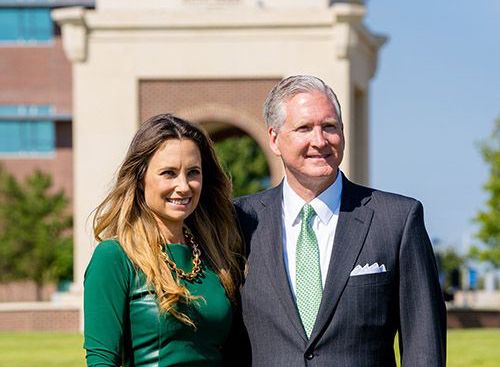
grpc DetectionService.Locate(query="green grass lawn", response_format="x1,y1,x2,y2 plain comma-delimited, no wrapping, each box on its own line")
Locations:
394,328,500,367
446,329,500,367
0,332,85,367
0,329,499,366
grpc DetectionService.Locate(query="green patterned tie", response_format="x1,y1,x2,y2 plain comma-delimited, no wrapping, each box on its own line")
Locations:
296,203,323,338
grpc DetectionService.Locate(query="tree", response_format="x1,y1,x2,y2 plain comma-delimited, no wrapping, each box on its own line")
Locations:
471,118,500,267
0,166,73,300
435,247,465,291
215,135,270,197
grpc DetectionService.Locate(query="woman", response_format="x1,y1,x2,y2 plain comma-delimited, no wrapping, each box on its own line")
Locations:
84,114,243,366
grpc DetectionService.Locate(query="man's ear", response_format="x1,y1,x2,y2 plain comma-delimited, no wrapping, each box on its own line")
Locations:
268,127,281,156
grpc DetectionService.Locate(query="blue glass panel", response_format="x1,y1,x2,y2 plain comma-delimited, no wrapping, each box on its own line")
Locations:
25,8,52,41
34,105,51,114
0,122,22,152
0,105,20,115
0,105,51,116
30,120,54,152
0,105,55,154
0,9,20,41
0,7,53,42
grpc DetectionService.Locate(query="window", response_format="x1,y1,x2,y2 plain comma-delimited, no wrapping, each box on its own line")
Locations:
0,105,55,155
0,7,53,42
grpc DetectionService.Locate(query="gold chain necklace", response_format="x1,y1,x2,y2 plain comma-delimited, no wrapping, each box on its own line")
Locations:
160,228,202,280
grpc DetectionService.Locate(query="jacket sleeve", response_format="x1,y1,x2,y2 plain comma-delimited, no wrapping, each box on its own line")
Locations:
222,296,252,367
225,200,254,366
83,241,130,367
398,201,447,366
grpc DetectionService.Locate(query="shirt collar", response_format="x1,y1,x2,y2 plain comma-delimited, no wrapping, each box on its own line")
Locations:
282,170,343,226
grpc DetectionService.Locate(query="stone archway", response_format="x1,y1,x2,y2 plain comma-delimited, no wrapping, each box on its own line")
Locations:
139,79,283,185
178,103,282,185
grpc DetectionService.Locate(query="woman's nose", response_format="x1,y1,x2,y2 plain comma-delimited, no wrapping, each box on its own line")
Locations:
175,174,190,193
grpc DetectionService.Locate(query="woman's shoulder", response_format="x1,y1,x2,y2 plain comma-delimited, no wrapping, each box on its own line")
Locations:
90,239,131,266
85,239,135,281
92,238,125,256
95,239,125,254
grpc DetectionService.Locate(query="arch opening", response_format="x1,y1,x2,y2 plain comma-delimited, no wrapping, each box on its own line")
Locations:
203,120,271,197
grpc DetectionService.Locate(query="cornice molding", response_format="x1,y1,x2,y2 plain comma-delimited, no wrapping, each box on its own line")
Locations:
52,7,88,62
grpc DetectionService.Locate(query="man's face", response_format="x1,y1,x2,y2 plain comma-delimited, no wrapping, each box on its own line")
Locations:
269,91,344,195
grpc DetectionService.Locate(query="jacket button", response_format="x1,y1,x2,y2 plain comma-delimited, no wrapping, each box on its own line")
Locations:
305,352,314,360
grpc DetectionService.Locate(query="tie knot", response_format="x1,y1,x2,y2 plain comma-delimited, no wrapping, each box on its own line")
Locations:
301,203,316,223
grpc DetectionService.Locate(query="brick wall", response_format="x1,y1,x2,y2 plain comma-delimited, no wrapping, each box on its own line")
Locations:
0,38,72,113
0,304,79,332
448,309,500,328
0,306,497,332
139,79,278,129
0,36,74,203
0,281,57,302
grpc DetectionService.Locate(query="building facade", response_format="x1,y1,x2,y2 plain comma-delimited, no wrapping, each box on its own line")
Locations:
0,0,95,202
0,0,95,331
2,0,384,322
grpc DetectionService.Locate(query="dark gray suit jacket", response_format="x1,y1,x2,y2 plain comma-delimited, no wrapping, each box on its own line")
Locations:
233,175,446,367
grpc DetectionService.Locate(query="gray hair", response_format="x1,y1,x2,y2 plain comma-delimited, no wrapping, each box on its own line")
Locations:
263,75,342,130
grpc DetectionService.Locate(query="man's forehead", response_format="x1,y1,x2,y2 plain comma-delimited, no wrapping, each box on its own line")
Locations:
291,116,340,127
285,95,338,117
285,91,336,110
285,90,327,102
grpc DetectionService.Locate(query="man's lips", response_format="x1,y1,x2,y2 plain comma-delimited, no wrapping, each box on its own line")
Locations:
306,153,332,159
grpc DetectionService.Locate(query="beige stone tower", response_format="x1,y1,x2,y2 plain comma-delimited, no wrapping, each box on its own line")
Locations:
53,0,385,317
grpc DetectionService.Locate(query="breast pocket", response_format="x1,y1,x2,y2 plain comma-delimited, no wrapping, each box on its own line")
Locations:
347,270,392,287
341,271,395,329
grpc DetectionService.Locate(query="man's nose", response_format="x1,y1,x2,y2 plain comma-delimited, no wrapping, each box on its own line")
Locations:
311,127,327,148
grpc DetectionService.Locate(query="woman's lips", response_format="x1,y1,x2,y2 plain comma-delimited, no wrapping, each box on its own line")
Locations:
166,197,191,205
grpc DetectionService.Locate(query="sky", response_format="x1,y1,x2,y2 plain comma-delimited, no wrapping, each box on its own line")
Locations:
364,1,500,252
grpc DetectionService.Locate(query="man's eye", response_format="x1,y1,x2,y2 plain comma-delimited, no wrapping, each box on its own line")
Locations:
323,124,338,132
296,126,310,133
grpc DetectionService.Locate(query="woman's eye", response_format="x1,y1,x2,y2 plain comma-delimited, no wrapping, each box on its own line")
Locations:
161,170,176,177
188,169,201,177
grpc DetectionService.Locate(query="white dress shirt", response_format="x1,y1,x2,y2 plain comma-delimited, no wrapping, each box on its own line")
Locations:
282,171,343,297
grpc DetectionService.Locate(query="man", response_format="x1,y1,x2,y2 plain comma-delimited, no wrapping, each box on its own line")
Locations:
234,75,446,366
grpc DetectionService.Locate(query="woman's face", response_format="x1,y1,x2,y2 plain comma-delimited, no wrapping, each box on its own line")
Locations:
144,138,202,234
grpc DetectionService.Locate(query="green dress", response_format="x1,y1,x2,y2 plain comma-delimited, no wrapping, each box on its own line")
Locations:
84,240,232,367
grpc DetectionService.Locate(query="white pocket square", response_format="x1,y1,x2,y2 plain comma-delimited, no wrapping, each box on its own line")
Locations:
350,262,387,276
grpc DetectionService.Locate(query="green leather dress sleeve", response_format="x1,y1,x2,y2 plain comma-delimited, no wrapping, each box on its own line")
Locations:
83,240,132,367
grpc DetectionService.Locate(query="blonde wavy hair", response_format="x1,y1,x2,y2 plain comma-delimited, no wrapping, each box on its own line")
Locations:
93,114,243,326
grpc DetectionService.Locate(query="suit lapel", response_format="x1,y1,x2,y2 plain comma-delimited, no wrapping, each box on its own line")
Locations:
308,177,374,344
257,184,307,342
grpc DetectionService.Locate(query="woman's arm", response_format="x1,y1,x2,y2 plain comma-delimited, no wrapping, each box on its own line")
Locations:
83,240,130,367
